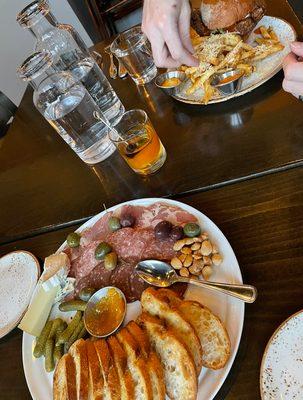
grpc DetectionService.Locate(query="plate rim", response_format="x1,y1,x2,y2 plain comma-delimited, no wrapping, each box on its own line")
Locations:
259,308,303,399
0,250,40,340
170,16,297,105
22,197,244,400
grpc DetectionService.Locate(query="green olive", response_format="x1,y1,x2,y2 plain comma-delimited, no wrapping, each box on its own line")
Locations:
183,223,201,238
67,232,81,248
95,242,112,260
79,287,96,302
108,216,121,232
104,252,118,271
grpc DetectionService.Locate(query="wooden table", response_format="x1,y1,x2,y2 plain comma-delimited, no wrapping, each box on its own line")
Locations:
1,0,303,398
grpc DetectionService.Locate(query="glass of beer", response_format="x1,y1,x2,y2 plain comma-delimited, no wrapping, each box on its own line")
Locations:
109,109,166,175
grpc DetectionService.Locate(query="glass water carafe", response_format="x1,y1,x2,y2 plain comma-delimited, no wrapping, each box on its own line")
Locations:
17,0,125,124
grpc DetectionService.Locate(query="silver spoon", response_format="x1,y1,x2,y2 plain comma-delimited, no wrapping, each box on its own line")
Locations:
104,46,117,79
136,260,257,303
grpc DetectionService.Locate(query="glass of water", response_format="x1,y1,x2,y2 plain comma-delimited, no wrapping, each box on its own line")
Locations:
33,71,116,164
110,26,157,85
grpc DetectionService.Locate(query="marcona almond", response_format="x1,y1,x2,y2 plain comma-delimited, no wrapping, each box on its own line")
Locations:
180,268,189,277
201,233,208,240
171,257,182,270
189,260,204,275
189,274,199,280
200,240,212,256
181,247,192,255
203,256,212,265
178,253,187,263
184,238,196,246
191,243,201,251
184,254,193,267
173,239,187,251
202,265,213,280
193,254,202,260
212,253,223,266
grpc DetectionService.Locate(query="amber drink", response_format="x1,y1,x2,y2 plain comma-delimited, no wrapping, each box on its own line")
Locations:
109,110,166,175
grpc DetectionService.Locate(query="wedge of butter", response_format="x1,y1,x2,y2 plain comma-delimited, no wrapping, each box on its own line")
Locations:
18,284,58,337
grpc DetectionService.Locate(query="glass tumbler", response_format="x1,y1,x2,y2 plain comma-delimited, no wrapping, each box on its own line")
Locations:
110,27,157,85
109,109,166,175
33,71,116,164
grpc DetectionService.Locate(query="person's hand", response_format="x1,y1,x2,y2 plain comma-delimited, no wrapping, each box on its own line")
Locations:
283,42,303,99
142,0,198,68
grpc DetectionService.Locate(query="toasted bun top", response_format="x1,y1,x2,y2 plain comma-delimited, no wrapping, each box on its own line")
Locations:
200,0,265,30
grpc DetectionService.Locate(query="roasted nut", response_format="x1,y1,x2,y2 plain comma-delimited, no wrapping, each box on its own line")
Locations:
202,232,209,239
178,253,187,263
202,265,213,280
180,268,190,277
203,256,212,265
193,254,203,260
200,240,212,256
191,243,201,251
189,274,199,280
171,257,182,270
189,260,204,275
181,247,192,255
212,244,219,254
212,253,223,266
173,239,187,251
183,255,193,268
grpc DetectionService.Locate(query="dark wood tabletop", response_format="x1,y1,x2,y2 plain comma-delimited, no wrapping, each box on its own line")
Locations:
1,0,302,245
1,0,303,399
1,166,303,399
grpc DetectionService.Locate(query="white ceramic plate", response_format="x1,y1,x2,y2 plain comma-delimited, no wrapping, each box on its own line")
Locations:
172,16,296,105
260,309,303,400
0,251,40,339
23,198,244,400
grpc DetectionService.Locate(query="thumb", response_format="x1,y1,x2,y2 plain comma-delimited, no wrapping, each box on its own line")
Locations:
290,41,303,57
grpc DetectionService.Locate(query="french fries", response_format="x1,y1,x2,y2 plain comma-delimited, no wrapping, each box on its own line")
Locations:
183,26,284,104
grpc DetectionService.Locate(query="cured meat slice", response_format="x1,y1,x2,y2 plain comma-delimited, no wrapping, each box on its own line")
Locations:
68,241,101,279
81,212,113,244
74,262,113,296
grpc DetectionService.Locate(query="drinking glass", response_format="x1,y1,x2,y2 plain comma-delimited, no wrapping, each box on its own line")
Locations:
109,109,166,175
110,27,157,85
34,71,116,164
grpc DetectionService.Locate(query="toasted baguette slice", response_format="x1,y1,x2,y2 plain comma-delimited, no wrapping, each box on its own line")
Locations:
177,300,231,369
141,288,203,375
86,340,103,400
69,339,89,400
126,321,165,400
53,353,77,400
107,336,135,400
116,327,153,400
138,313,197,400
94,339,120,400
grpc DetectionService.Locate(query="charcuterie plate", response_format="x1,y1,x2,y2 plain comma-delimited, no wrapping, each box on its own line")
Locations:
23,198,244,400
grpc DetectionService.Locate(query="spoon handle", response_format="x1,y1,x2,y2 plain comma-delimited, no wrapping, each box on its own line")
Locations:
178,278,257,303
118,59,128,78
109,53,117,79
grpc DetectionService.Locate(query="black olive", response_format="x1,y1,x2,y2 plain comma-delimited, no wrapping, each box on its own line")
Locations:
154,220,173,240
120,213,135,228
170,226,184,241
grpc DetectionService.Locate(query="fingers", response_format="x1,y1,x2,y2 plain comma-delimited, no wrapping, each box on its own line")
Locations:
179,1,194,54
163,16,198,66
150,30,182,68
283,52,303,83
290,41,303,57
282,79,303,98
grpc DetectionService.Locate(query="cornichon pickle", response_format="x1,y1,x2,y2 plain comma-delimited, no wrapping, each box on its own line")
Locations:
45,338,55,372
67,232,81,248
48,318,65,339
65,320,85,352
33,320,53,358
59,300,87,312
95,242,112,260
108,216,121,232
183,223,201,238
55,322,67,346
57,311,82,344
53,344,64,364
77,325,87,340
79,287,96,302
